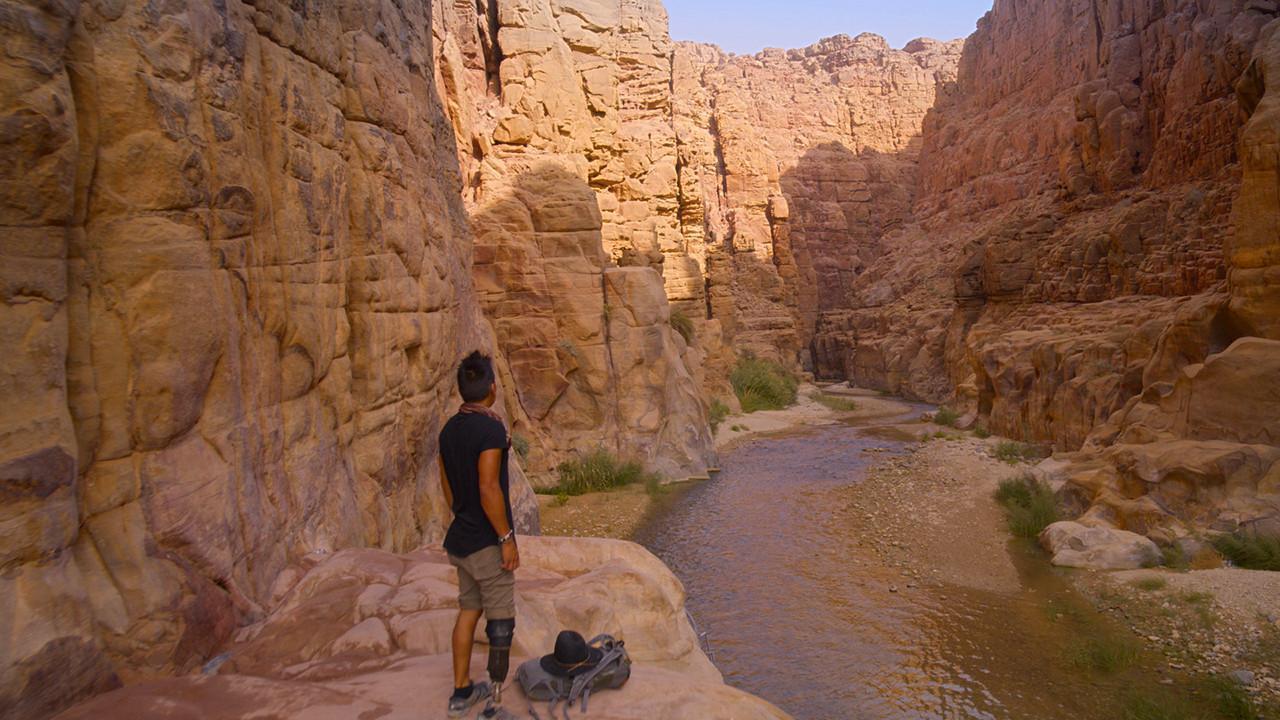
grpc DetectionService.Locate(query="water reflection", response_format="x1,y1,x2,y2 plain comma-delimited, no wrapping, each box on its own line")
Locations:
634,421,1169,720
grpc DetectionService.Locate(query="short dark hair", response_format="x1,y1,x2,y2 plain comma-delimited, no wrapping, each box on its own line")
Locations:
457,351,495,402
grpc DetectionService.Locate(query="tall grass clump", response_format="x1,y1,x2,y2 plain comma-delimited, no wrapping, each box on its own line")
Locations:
1199,676,1268,720
1120,691,1194,720
1067,635,1140,674
669,310,695,344
1211,532,1280,571
994,474,1059,538
934,406,959,427
708,398,730,433
731,354,799,413
993,440,1048,464
1131,577,1166,592
554,449,658,496
1121,676,1273,720
511,433,530,461
815,393,858,412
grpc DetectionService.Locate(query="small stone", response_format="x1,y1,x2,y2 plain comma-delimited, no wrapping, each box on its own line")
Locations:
1227,669,1255,686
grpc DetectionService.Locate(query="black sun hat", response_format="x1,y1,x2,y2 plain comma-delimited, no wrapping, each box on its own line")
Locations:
539,630,604,677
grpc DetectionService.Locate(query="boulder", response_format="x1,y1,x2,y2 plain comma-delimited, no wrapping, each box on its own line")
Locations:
1039,521,1162,570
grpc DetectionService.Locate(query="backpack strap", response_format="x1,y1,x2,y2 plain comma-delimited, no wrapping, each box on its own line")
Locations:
564,641,628,713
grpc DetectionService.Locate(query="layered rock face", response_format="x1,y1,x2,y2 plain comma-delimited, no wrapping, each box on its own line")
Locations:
0,0,709,716
435,0,962,387
5,0,1280,716
2,1,504,715
807,2,1280,542
816,0,1275,420
673,35,962,365
433,0,722,473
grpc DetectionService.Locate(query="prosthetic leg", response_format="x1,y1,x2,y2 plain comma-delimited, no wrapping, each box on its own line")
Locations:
480,618,517,719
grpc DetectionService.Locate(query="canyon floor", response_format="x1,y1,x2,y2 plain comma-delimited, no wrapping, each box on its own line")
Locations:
543,387,1280,714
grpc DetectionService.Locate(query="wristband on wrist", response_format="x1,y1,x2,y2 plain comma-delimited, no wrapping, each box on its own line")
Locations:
499,529,516,544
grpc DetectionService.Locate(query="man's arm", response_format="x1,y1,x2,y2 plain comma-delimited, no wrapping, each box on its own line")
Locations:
477,448,519,571
438,456,454,513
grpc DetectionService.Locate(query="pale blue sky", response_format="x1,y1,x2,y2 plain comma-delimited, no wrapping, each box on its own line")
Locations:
664,0,992,54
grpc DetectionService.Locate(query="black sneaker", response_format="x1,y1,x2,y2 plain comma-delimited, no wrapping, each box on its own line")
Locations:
447,682,491,718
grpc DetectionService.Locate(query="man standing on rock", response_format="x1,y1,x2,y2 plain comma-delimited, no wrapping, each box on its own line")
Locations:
439,351,520,718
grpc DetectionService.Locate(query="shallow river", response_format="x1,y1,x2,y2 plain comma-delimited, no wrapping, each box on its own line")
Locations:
634,417,1198,720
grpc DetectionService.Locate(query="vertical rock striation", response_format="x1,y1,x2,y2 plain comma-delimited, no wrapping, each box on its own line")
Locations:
673,35,962,365
0,2,526,715
813,0,1277,447
3,0,732,712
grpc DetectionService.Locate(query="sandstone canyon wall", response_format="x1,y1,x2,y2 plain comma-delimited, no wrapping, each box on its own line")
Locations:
4,0,1280,716
805,1,1280,543
0,0,713,717
430,0,962,447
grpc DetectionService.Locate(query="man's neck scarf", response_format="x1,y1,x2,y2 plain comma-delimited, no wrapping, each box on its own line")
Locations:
460,402,510,447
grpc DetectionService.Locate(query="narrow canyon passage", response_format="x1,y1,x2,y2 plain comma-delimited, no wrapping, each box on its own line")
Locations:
4,0,1279,716
636,407,1207,720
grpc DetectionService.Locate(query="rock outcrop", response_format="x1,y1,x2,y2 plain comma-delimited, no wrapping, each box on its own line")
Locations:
52,536,790,719
673,35,962,366
431,0,722,477
1039,521,1162,570
5,0,1280,715
0,0,709,716
804,4,1280,544
431,0,962,449
3,1,509,715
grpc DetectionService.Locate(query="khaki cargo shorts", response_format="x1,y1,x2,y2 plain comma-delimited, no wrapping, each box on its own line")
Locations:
448,545,515,620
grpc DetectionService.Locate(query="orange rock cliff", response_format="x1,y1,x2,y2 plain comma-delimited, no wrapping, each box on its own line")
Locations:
1,0,1278,716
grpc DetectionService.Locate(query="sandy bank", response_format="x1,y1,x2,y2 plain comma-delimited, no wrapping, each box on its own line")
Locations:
713,384,912,452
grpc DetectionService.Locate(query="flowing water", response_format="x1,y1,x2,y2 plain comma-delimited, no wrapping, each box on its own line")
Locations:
634,416,1203,720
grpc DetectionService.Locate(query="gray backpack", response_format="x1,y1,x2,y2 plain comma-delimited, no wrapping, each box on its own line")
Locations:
516,635,631,719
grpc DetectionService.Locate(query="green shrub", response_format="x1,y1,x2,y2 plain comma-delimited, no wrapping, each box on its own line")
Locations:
1211,532,1280,571
644,475,667,497
1131,577,1166,592
973,425,991,439
934,406,959,427
1067,636,1139,674
1178,590,1217,628
554,449,659,496
1120,691,1193,720
552,490,570,507
1161,543,1189,571
669,310,695,344
814,393,858,412
730,354,799,413
708,398,730,434
994,474,1059,538
993,440,1048,464
512,434,530,460
1179,590,1214,605
1198,676,1267,720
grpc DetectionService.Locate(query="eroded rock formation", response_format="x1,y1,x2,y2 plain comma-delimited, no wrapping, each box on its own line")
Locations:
805,3,1280,543
51,537,790,719
4,0,1280,715
0,0,709,716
